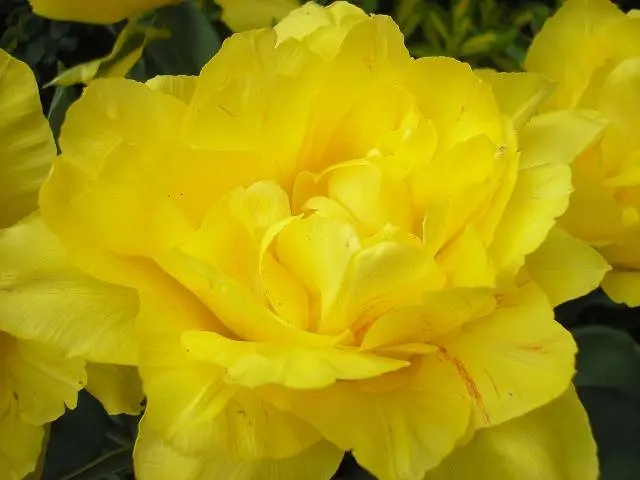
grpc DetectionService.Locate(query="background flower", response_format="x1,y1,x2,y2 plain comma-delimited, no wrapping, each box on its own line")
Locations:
35,3,607,479
525,0,640,306
27,0,182,24
0,48,143,478
27,0,299,32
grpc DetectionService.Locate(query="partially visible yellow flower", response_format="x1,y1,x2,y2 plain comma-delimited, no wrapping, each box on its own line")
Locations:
35,2,606,479
526,0,640,305
218,0,301,31
28,0,182,24
29,0,299,32
0,49,142,478
0,48,82,480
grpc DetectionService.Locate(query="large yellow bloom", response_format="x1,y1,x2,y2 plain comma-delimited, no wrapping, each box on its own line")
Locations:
526,0,640,305
0,49,143,478
34,2,605,479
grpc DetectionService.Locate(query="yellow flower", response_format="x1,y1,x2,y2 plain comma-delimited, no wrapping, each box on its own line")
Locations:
217,0,301,32
29,0,299,32
28,0,182,23
0,48,82,480
36,3,605,479
526,0,640,306
0,49,142,478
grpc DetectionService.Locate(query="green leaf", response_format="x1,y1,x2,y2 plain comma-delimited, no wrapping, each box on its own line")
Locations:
356,0,378,13
452,0,473,31
573,326,640,390
45,20,169,87
578,386,640,480
145,0,221,76
47,74,79,148
42,391,112,480
458,28,517,57
56,445,133,480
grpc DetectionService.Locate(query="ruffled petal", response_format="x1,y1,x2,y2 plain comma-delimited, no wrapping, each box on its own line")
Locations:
0,49,55,228
85,363,144,415
280,354,471,480
436,281,576,428
601,270,640,307
137,291,320,458
425,388,598,480
0,414,44,480
0,216,139,365
526,227,610,306
134,418,343,480
2,336,86,425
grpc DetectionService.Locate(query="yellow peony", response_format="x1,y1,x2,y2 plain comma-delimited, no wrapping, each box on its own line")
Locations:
31,2,606,479
526,0,640,306
28,0,299,31
0,49,143,478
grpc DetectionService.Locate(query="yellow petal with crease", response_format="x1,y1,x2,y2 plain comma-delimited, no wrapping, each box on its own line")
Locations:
137,291,320,458
1,335,86,425
526,227,610,306
182,330,408,389
134,418,343,480
0,49,55,229
524,0,627,108
361,289,495,351
85,363,144,415
425,388,598,480
282,353,470,480
0,215,139,365
156,248,341,347
601,270,640,307
0,414,44,480
474,70,555,128
146,75,197,103
436,281,576,428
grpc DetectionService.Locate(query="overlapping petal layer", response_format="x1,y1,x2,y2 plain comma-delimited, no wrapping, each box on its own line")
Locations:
526,0,640,305
0,48,143,478
31,2,606,479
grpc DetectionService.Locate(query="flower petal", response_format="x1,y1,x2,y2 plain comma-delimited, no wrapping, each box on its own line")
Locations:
182,330,408,389
218,0,300,32
524,0,627,108
281,353,471,480
0,216,139,365
526,227,610,306
146,75,197,104
2,335,86,425
490,109,606,277
601,270,640,307
28,0,179,24
134,418,343,480
137,292,320,457
474,70,555,128
85,363,144,415
0,414,43,480
425,388,598,480
0,49,55,228
436,281,576,428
